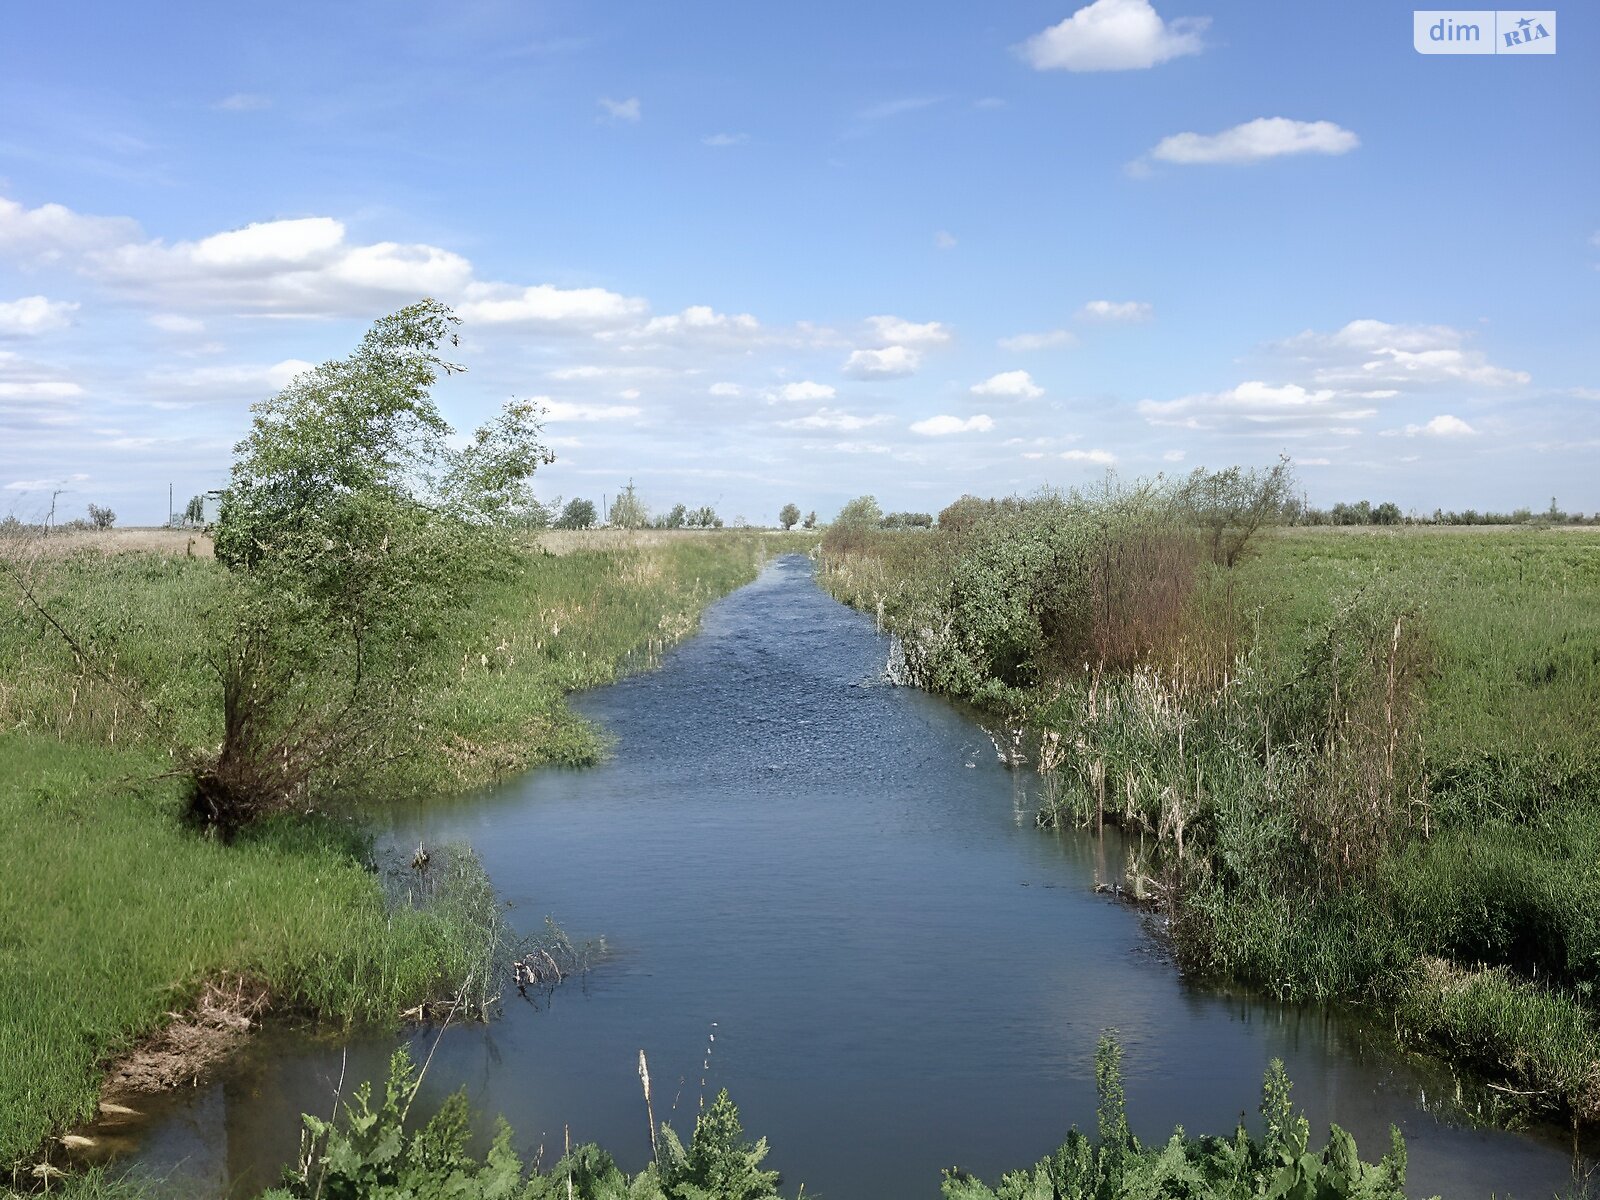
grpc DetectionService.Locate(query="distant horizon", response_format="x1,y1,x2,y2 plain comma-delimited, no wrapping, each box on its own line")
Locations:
2,0,1594,524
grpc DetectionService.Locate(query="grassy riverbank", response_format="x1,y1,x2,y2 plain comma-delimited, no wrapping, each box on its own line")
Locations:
822,512,1600,1125
0,530,794,1173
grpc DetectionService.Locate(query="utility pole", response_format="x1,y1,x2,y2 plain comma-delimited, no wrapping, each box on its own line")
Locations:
168,483,173,529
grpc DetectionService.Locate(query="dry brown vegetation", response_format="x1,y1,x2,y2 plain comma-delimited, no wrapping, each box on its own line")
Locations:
1,527,215,558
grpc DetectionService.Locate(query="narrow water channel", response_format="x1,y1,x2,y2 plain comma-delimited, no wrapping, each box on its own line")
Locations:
122,555,1590,1198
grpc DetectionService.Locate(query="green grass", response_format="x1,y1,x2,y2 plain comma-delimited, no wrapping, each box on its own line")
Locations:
1236,528,1600,791
403,532,799,790
0,735,499,1170
0,531,797,1171
1397,957,1600,1121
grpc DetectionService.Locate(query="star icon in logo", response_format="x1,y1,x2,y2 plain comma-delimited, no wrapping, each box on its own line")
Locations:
1517,15,1534,29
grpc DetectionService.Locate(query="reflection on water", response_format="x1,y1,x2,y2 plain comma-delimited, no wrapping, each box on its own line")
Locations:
117,555,1594,1198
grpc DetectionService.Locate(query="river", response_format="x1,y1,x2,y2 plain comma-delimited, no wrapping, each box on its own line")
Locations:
119,554,1589,1197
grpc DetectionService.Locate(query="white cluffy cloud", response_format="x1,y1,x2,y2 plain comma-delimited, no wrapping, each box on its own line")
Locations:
1061,448,1117,464
6,472,89,492
148,313,205,334
844,345,920,379
779,407,891,432
598,97,641,122
910,414,994,436
842,315,951,379
971,370,1044,398
768,380,836,403
1149,118,1359,165
606,305,760,341
216,93,271,112
1000,329,1075,351
1280,319,1530,389
461,284,646,326
1079,299,1152,322
0,296,78,335
149,359,313,394
541,399,643,422
702,132,748,147
1139,380,1349,427
865,315,952,346
1386,414,1478,438
1020,0,1208,72
1139,318,1529,442
0,378,83,400
934,230,958,250
0,195,661,327
0,196,140,265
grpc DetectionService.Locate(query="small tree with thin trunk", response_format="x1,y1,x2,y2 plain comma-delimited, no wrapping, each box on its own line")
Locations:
1177,456,1295,568
607,480,649,529
86,504,116,530
200,299,554,834
778,503,800,530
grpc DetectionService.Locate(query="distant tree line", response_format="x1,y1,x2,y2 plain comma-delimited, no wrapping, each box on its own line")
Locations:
507,485,828,531
1288,495,1596,526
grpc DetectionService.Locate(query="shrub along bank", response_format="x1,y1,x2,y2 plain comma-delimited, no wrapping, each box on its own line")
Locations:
820,482,1600,1126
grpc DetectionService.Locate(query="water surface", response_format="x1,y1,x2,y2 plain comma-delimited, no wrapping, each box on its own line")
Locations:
125,555,1592,1198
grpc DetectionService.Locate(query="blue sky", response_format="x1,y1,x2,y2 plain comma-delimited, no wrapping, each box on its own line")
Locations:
1,0,1595,525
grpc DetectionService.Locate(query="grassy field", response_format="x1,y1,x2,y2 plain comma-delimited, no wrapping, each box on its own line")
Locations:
822,519,1600,1125
0,530,798,1174
1237,527,1600,786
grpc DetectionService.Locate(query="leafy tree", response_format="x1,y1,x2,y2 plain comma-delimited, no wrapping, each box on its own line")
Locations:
1372,501,1403,526
656,503,688,530
198,299,553,832
515,497,553,530
880,511,933,529
85,504,115,530
687,505,721,528
556,498,598,529
183,494,207,526
608,480,650,530
938,495,996,533
778,502,800,530
1332,500,1373,526
1178,457,1295,566
833,495,882,529
802,510,817,530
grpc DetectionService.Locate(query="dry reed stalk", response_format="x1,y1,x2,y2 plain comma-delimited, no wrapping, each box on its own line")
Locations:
639,1049,658,1165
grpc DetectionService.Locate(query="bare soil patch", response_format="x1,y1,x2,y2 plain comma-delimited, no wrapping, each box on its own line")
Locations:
99,976,269,1098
